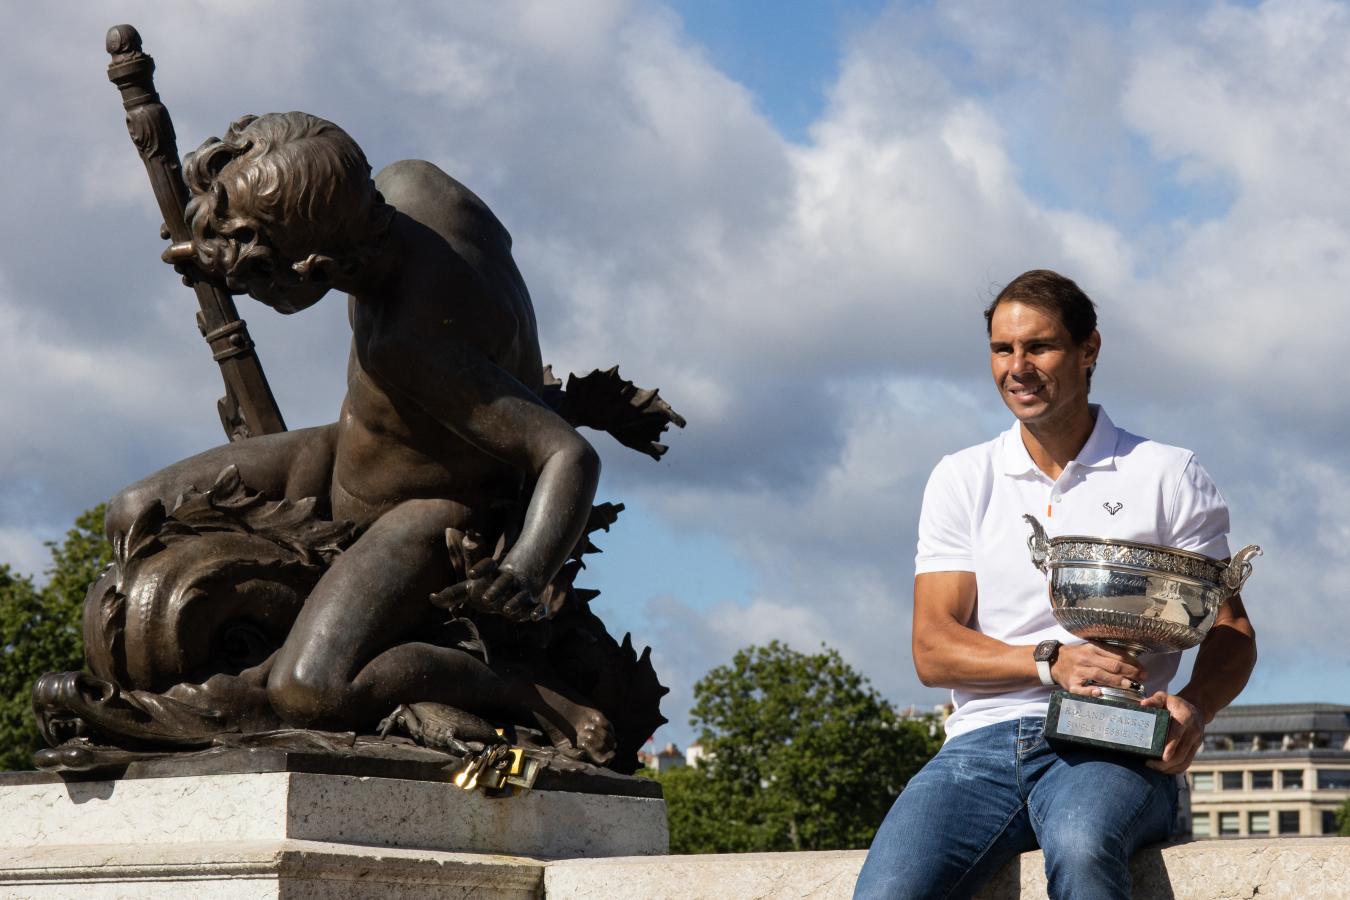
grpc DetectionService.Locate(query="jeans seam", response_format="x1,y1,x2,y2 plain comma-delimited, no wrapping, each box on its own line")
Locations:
943,801,1028,900
950,719,1029,900
1117,770,1173,842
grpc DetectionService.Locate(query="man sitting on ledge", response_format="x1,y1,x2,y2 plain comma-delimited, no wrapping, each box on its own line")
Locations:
854,270,1257,900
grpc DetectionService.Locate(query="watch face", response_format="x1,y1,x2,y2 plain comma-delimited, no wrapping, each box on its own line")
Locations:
1034,640,1059,662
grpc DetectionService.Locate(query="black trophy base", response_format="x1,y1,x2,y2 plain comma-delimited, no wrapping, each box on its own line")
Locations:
1044,690,1170,759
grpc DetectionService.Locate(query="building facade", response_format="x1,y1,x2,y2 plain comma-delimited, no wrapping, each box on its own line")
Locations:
1186,702,1350,838
637,741,688,774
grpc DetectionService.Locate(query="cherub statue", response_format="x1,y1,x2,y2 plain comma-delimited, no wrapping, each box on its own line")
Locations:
33,111,680,776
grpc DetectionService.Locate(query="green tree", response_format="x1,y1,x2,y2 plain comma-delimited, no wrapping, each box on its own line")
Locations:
658,641,942,853
0,506,110,771
1335,797,1350,837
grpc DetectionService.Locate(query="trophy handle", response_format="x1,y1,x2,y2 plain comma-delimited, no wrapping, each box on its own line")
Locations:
1023,514,1049,573
1222,544,1262,593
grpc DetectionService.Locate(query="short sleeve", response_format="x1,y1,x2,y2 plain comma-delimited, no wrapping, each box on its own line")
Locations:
915,455,976,574
1169,456,1231,560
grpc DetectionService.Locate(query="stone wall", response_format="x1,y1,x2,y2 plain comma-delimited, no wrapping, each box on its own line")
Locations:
6,837,1347,896
5,763,1346,897
546,839,1350,899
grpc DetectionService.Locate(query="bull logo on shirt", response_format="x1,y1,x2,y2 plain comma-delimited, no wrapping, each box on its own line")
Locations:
1103,502,1123,516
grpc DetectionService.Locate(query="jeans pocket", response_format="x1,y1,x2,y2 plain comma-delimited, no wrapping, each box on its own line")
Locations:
1016,718,1047,756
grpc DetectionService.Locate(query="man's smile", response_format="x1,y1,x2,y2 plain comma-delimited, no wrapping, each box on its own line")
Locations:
1007,381,1045,400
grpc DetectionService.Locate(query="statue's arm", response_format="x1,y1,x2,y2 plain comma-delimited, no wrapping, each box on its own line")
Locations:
364,331,599,596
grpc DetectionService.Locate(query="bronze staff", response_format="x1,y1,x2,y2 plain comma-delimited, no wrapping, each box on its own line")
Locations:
105,23,286,441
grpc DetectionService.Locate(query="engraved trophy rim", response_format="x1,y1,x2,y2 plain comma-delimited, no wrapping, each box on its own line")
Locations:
1041,533,1226,566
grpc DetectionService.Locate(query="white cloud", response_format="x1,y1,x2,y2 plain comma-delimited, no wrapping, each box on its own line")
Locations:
3,0,1347,745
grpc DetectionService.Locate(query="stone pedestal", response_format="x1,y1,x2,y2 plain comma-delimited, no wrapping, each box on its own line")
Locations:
0,841,544,899
0,748,666,898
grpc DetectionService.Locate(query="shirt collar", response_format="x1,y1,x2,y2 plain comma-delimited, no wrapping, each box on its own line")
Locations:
999,404,1119,477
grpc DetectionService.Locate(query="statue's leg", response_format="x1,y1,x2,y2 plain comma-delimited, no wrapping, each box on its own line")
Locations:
106,424,338,538
265,497,615,763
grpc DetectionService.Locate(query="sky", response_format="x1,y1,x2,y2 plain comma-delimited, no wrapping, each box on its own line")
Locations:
2,0,1347,749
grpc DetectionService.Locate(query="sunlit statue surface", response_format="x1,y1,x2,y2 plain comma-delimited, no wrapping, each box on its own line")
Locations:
32,26,680,783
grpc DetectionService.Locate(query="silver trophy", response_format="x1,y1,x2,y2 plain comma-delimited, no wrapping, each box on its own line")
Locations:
1023,515,1260,757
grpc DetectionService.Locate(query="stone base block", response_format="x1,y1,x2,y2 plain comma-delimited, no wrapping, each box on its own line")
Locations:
0,840,543,899
1,767,666,860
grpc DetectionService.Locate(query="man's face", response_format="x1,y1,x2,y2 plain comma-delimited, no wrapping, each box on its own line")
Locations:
988,301,1099,430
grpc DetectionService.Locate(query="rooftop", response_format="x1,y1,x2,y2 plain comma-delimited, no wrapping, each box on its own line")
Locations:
1207,703,1350,736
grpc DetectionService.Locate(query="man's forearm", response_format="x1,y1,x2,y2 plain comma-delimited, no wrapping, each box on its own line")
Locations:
914,621,1042,690
1176,612,1257,723
912,572,1147,694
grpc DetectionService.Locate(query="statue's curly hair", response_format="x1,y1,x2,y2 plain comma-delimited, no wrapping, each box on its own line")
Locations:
182,112,394,295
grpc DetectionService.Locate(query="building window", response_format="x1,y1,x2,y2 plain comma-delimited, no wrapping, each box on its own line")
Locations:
1322,810,1339,835
1248,811,1270,835
1278,810,1300,835
1250,770,1273,790
1192,772,1214,791
1316,769,1350,790
1192,814,1212,838
1219,812,1240,836
1221,771,1244,791
1281,769,1303,790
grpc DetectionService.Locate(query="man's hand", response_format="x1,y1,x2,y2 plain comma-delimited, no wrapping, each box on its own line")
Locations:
1141,691,1205,774
1050,642,1146,696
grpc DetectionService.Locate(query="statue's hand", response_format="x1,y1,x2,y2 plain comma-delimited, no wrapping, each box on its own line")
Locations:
431,558,550,623
161,240,209,288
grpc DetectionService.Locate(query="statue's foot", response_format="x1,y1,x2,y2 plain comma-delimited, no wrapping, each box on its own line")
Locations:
531,685,616,766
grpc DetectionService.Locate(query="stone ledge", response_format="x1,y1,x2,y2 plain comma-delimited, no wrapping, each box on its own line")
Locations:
1,836,1346,897
0,839,544,900
544,850,862,898
544,838,1350,899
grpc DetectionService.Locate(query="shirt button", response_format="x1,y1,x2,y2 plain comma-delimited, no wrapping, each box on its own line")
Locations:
1052,494,1062,502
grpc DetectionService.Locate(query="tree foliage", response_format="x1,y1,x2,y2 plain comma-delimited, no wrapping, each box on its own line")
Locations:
658,641,941,853
1336,797,1350,837
0,506,110,771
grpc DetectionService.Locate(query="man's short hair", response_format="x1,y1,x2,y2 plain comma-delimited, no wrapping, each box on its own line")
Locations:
182,112,394,295
983,269,1097,343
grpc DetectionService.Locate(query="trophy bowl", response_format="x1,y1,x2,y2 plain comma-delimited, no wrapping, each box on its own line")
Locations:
1022,515,1259,756
1023,515,1260,692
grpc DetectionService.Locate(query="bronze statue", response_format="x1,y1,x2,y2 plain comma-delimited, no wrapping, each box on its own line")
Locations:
32,26,681,782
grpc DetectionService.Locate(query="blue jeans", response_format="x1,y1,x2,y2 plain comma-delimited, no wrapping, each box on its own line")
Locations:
853,717,1177,900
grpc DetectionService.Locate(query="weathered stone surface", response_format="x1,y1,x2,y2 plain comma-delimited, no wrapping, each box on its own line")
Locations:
0,840,543,899
975,837,1350,900
6,766,1346,900
1,771,667,859
544,839,1350,899
544,850,864,899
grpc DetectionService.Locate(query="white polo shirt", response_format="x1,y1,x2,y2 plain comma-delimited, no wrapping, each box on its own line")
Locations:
915,406,1231,741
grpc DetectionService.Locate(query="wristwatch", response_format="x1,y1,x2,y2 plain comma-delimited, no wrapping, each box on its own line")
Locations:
1034,640,1061,686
